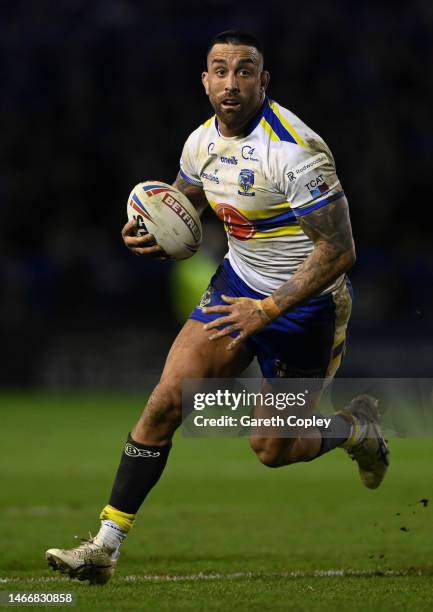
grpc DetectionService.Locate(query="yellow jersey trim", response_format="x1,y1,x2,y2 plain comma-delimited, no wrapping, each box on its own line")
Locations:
269,101,308,148
203,116,215,128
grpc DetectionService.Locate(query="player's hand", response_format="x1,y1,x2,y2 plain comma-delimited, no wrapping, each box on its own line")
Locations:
202,295,271,350
121,219,168,259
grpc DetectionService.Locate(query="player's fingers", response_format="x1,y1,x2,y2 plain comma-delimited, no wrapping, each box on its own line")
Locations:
227,332,246,351
121,219,138,236
202,305,232,315
203,316,233,331
221,294,238,304
124,233,156,247
129,245,165,256
208,324,239,341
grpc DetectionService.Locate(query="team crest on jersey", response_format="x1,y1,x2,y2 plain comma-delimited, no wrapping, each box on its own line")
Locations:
238,169,255,197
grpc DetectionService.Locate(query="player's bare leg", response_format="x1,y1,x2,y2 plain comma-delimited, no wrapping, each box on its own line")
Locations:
249,386,324,467
250,385,389,488
131,319,252,446
46,319,253,583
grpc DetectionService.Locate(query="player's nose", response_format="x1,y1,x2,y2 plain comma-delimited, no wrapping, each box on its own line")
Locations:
224,72,239,92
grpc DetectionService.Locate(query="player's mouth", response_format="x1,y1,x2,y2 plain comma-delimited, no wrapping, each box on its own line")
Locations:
220,98,241,110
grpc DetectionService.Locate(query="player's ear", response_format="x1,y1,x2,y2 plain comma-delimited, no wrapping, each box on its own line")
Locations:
202,71,209,95
260,70,270,92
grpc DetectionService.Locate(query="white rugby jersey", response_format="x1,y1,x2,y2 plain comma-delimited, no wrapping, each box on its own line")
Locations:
179,97,345,295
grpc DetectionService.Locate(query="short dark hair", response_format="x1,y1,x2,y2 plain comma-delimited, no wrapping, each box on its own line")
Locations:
207,30,264,58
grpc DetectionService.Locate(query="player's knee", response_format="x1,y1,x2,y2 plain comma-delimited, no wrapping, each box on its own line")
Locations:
249,438,292,468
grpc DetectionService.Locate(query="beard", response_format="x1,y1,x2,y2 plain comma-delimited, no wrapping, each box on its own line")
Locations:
217,105,244,127
208,95,248,129
208,91,264,132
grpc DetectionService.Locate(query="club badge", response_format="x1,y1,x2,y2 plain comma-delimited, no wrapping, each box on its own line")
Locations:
238,169,255,197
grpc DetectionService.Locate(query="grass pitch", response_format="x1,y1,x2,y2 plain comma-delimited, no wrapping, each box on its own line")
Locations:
1,391,433,610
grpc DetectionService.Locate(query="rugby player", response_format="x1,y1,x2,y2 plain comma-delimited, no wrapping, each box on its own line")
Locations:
46,31,389,584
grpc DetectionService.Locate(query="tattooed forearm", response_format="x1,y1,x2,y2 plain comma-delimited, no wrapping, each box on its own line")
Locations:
173,173,209,215
272,195,356,313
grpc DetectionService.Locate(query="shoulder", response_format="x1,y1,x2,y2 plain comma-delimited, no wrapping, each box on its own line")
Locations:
261,101,342,202
267,101,328,148
183,116,216,152
265,101,336,173
265,100,310,148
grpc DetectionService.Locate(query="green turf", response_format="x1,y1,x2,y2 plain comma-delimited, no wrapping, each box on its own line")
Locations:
0,391,432,610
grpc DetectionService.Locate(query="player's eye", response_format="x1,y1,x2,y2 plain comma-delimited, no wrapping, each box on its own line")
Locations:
215,69,226,77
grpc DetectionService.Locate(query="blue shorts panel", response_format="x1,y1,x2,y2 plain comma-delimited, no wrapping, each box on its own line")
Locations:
189,259,350,378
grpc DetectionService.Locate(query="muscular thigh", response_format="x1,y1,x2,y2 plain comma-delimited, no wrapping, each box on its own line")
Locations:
160,319,253,382
134,319,253,442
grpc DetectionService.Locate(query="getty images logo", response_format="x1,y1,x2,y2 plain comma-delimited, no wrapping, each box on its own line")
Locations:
124,443,161,458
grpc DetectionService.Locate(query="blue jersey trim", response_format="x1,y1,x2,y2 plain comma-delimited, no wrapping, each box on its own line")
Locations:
253,209,297,228
293,191,345,217
263,103,297,144
244,98,268,136
179,168,202,187
254,210,298,230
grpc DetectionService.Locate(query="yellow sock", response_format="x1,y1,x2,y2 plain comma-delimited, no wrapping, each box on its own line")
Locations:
99,505,136,533
339,412,360,449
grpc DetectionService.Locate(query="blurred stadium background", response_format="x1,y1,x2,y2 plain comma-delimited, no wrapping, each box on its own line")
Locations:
1,4,433,607
1,0,432,390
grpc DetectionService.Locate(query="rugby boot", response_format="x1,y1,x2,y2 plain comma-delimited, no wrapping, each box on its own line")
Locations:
46,536,116,585
338,394,390,489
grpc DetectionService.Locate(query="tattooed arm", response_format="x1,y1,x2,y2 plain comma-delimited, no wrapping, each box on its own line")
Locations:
272,194,356,313
173,173,209,216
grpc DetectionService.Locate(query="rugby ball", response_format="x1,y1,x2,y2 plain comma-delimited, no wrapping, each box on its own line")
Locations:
126,181,202,260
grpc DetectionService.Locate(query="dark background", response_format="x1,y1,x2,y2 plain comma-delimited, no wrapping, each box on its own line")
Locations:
1,0,432,389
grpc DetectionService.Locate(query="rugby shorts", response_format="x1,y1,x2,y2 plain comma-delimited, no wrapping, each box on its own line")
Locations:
189,259,353,379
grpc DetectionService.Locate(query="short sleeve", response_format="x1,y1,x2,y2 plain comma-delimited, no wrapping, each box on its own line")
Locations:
281,147,345,217
179,129,203,187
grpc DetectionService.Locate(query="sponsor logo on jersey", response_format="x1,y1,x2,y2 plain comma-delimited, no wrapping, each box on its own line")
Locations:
220,155,238,165
208,142,216,155
237,169,255,197
241,145,259,162
215,203,256,240
162,193,201,242
201,170,220,185
287,153,328,183
304,174,329,198
125,443,161,458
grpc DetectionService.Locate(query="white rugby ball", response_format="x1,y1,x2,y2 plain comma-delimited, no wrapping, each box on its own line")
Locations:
126,181,202,260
